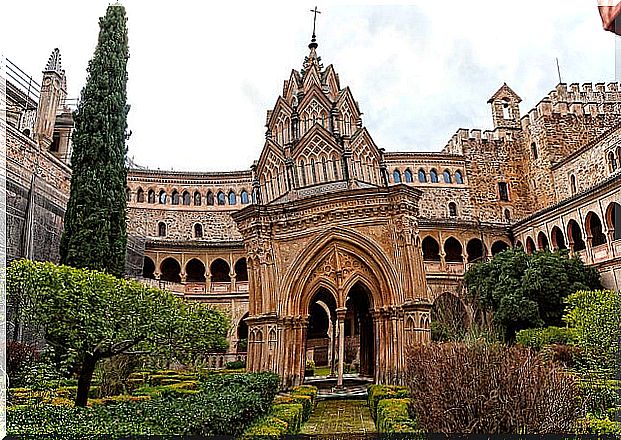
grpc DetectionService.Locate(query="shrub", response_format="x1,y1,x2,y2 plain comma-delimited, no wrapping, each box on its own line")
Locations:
8,372,280,437
291,385,318,405
304,359,315,377
516,326,574,351
226,359,246,370
273,394,313,422
376,398,417,433
271,403,304,434
241,415,288,440
405,342,579,434
367,384,409,420
564,290,621,374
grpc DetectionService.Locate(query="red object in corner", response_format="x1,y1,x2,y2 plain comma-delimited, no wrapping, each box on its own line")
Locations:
598,0,621,35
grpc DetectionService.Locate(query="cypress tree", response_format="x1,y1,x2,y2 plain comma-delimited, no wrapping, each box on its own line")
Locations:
60,4,129,277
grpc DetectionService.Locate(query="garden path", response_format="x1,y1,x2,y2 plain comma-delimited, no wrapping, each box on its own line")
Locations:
301,399,376,436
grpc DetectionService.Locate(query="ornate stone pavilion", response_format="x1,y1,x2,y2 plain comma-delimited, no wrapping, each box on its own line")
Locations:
6,29,621,387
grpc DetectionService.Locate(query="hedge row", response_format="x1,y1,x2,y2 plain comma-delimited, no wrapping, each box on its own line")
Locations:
242,385,318,439
376,398,418,434
515,326,574,351
367,384,409,420
8,372,279,437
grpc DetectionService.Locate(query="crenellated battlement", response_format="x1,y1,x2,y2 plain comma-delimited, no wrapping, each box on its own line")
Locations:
521,82,621,128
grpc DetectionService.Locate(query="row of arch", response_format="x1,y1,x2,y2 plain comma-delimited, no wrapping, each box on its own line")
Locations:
518,203,620,253
421,236,510,263
128,188,252,206
143,256,248,284
391,168,465,185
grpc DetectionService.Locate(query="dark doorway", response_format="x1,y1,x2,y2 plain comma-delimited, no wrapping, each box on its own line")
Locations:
142,256,155,279
306,288,336,371
345,282,374,378
237,313,248,353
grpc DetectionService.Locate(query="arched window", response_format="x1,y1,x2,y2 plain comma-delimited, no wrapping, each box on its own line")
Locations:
531,142,539,160
235,258,248,282
185,258,206,282
422,236,440,261
570,175,577,195
194,191,201,206
393,169,402,183
551,226,567,250
147,189,155,204
158,222,166,237
525,237,536,254
171,190,179,205
136,188,145,203
567,220,586,252
608,151,617,171
229,191,237,205
311,159,317,184
443,170,452,184
504,209,511,221
404,169,413,183
206,191,215,206
466,238,485,263
322,157,328,181
448,202,457,217
299,160,307,186
210,258,231,282
126,187,131,202
332,156,340,180
444,237,463,262
455,170,464,184
182,191,191,205
606,202,621,241
418,169,427,183
537,232,549,250
502,98,511,119
194,223,203,238
586,211,607,247
160,258,181,283
217,191,226,205
491,241,509,255
159,190,167,204
142,256,155,279
430,169,439,183
241,190,249,204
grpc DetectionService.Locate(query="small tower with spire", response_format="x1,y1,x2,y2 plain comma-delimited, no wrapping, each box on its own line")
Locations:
34,48,67,150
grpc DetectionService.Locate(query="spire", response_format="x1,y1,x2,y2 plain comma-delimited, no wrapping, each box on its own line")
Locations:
309,6,321,50
45,48,63,73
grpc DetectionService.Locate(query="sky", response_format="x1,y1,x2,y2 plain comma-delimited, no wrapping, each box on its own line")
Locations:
1,1,618,172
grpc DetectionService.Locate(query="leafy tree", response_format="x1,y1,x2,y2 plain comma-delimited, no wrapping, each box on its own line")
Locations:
59,4,129,277
464,248,601,340
7,260,229,407
564,290,621,374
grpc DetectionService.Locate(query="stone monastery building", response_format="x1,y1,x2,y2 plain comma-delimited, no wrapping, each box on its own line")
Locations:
5,30,621,386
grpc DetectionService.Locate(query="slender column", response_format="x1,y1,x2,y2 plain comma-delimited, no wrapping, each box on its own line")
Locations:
336,308,347,388
330,316,337,377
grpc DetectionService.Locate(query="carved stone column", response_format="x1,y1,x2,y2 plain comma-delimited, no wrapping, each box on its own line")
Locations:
336,308,347,388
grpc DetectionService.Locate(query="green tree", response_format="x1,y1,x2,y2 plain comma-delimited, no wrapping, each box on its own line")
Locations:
464,248,601,340
59,4,129,277
564,290,621,374
7,260,229,407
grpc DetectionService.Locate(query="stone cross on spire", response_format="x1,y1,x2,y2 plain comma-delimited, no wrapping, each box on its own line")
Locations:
309,6,321,49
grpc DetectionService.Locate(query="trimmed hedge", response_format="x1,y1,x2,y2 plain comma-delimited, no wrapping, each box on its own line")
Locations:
291,385,318,405
367,384,409,420
376,398,418,434
516,326,574,351
8,372,279,437
241,415,288,440
273,394,313,422
271,403,304,434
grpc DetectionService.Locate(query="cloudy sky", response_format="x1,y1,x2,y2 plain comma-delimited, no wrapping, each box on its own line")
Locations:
2,1,618,171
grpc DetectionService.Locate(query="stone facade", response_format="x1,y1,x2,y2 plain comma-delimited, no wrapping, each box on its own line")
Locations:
5,39,620,386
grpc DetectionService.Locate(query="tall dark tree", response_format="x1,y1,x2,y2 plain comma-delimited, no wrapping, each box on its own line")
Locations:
60,5,129,277
464,248,602,341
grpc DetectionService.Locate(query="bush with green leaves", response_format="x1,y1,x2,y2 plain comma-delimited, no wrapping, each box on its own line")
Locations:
515,326,575,351
464,248,601,340
8,372,279,437
7,259,229,406
563,290,621,374
367,384,410,420
376,398,418,434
